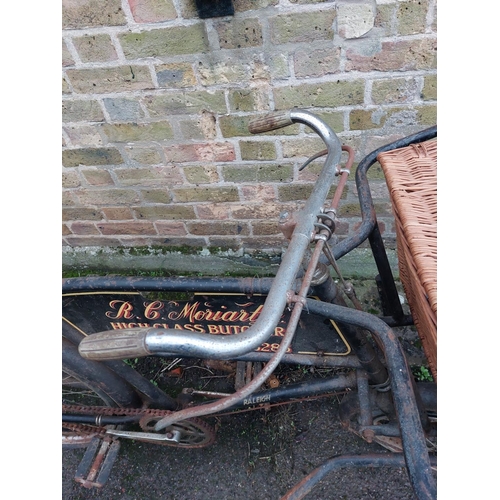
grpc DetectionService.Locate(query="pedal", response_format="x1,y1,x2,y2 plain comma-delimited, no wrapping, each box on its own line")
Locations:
74,433,121,488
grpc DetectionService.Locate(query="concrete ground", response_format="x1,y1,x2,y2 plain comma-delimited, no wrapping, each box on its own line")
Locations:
62,247,399,282
62,399,424,500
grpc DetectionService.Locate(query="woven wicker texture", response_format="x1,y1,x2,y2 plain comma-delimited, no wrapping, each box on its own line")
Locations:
377,140,437,380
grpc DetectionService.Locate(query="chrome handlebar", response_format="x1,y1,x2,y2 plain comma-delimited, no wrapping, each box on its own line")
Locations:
79,109,342,361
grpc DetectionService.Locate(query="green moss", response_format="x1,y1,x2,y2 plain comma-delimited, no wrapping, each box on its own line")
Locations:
63,245,282,278
62,269,111,278
62,268,174,278
127,246,153,256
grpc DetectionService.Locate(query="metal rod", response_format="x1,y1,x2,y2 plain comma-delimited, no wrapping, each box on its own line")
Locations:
225,372,357,411
302,299,436,500
153,224,329,431
63,414,140,425
356,370,372,428
331,126,437,324
369,222,405,321
79,109,343,361
233,351,362,368
63,276,279,295
333,126,437,261
281,453,437,500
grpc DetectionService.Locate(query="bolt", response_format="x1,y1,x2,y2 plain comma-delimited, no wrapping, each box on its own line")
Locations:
279,211,290,222
362,428,375,443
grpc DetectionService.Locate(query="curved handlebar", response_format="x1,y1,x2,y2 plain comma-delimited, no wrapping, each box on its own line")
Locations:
79,109,342,361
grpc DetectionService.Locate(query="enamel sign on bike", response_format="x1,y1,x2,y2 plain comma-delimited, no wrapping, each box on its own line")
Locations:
62,292,351,356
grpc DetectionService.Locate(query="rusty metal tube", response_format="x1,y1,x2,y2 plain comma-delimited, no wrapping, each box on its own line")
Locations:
302,299,436,500
281,453,437,500
153,229,329,431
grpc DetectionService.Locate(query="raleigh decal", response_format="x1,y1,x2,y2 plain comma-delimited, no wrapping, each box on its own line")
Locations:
243,393,271,406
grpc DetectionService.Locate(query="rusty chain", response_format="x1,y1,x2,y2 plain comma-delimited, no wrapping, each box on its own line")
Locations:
63,405,217,448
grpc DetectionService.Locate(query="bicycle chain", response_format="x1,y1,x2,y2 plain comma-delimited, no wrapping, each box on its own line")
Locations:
63,388,348,445
63,422,111,439
62,404,173,438
62,404,217,448
63,404,172,418
62,404,209,448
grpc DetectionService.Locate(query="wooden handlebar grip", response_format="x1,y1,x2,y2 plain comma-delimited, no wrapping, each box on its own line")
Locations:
248,111,293,134
79,330,150,360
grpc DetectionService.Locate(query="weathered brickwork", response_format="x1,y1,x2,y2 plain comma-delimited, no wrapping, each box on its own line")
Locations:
62,0,437,251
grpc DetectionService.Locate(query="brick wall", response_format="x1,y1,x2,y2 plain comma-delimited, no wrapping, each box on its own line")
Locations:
62,0,437,254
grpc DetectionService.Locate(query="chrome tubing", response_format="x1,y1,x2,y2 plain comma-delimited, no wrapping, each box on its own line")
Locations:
79,109,342,361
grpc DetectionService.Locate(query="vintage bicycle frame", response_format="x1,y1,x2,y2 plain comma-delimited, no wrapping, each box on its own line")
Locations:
63,109,437,500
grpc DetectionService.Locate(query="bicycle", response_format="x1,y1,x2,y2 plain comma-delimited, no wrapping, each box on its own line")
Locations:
63,109,437,500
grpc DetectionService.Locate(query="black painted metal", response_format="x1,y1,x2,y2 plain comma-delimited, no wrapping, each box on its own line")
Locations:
64,372,358,425
377,314,414,327
63,414,140,425
62,120,438,499
195,0,234,18
226,372,357,412
63,338,142,408
281,453,437,500
369,222,406,321
233,350,362,368
332,126,437,325
62,276,277,295
63,319,178,410
62,276,412,328
302,298,436,500
356,370,372,428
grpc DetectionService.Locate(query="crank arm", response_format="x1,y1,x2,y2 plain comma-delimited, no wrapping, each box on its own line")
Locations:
105,429,181,443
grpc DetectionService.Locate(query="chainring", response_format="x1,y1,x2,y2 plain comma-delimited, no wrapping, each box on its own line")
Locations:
139,415,216,448
62,405,216,449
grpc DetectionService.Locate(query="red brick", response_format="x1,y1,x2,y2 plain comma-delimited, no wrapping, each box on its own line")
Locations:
164,143,235,163
187,221,250,236
96,221,157,235
195,204,230,220
101,207,135,220
69,222,100,235
155,221,187,236
346,39,436,72
330,220,349,236
240,185,276,202
63,207,101,221
64,236,122,246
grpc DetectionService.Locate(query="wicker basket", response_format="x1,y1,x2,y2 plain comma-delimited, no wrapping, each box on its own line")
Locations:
377,140,437,380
